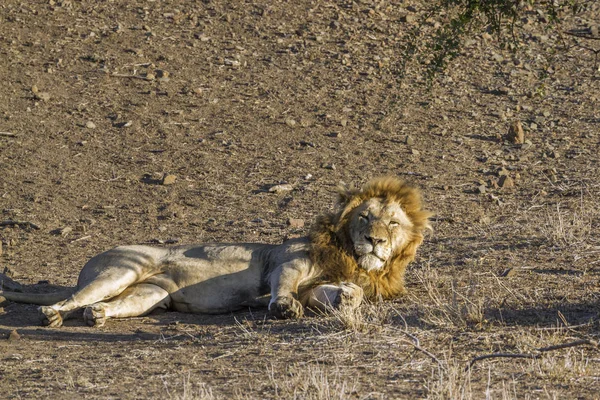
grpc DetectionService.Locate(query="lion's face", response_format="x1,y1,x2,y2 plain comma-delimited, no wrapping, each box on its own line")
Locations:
347,198,413,272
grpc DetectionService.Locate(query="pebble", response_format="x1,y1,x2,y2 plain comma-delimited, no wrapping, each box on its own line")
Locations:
405,135,414,146
477,185,487,194
85,121,96,129
156,70,170,82
35,92,51,102
411,149,420,155
161,174,177,185
500,268,517,277
285,118,296,127
287,218,305,228
119,121,133,128
499,176,514,188
497,167,510,177
51,226,73,236
521,140,533,150
529,123,538,131
8,330,20,341
269,184,293,194
491,53,504,63
507,120,525,144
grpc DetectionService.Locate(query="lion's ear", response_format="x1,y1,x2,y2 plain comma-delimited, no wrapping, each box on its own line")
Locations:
336,181,354,206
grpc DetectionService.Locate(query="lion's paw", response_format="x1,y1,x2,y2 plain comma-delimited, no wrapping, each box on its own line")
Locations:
333,282,364,311
39,306,63,328
269,296,304,319
83,303,107,327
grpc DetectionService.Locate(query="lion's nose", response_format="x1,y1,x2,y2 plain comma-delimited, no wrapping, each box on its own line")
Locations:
365,235,386,246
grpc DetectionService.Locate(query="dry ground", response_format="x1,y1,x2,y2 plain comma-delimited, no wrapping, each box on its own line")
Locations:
1,0,600,398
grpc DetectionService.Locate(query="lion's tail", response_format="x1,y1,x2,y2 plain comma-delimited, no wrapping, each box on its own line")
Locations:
0,289,74,305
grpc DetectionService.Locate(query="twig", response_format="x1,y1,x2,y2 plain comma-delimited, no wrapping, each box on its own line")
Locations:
70,235,92,244
0,220,40,230
0,132,16,137
398,336,447,372
110,73,151,81
467,338,599,371
564,30,600,41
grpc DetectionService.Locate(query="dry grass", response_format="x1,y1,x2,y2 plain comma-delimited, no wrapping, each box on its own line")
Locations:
266,362,358,400
163,373,215,400
541,200,594,248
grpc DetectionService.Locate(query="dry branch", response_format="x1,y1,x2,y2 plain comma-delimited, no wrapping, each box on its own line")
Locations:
0,220,40,230
0,132,16,137
467,338,599,370
110,73,152,81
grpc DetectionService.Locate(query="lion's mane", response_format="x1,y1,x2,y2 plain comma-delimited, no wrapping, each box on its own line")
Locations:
309,177,432,299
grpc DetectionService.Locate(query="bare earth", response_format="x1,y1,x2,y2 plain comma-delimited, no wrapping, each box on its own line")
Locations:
1,1,600,398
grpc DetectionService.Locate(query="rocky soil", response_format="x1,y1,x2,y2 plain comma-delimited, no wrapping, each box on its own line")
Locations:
1,1,599,398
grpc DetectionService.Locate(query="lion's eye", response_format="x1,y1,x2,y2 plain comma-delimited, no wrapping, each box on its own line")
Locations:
388,221,400,228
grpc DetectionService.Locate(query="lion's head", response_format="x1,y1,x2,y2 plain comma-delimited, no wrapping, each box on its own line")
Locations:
310,177,432,299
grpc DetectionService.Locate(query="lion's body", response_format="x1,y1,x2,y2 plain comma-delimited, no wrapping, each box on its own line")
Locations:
0,177,431,327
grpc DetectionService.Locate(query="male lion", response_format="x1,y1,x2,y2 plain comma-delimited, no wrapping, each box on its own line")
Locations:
0,177,431,327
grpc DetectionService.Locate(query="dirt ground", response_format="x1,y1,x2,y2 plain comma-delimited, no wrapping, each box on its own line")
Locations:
1,0,600,398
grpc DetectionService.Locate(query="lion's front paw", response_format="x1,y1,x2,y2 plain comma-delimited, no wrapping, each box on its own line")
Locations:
333,282,364,311
83,303,107,327
39,306,63,328
269,296,304,319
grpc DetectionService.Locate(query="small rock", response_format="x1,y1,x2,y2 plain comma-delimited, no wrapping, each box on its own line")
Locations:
51,226,73,236
161,174,177,185
156,70,170,79
85,121,96,129
146,72,156,81
411,149,420,156
507,120,525,144
405,135,414,146
116,121,133,128
269,184,293,194
287,218,305,228
477,185,487,194
521,140,533,150
499,268,517,277
529,122,538,131
328,132,341,138
499,176,514,189
285,118,296,127
497,167,510,177
31,85,39,94
8,330,20,341
340,118,348,127
35,92,51,102
491,53,504,63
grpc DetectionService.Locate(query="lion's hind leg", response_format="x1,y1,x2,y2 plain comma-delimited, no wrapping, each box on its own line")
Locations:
304,282,364,314
39,268,143,327
83,283,171,327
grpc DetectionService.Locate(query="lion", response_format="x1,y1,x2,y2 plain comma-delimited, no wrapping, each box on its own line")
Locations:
0,177,431,327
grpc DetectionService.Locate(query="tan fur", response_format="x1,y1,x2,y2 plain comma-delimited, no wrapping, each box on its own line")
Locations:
0,176,430,327
310,177,432,299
